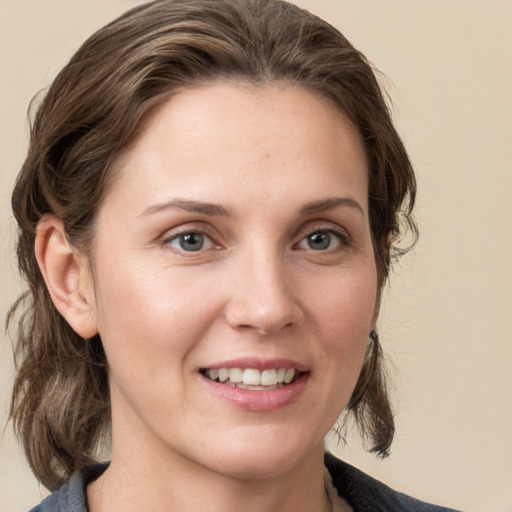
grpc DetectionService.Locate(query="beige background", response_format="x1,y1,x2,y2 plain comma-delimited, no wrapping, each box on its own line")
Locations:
1,1,510,511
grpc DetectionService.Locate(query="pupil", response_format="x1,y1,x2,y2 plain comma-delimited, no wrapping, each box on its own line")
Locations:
180,233,204,251
308,232,330,250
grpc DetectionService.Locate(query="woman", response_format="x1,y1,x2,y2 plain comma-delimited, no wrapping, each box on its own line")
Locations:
8,0,460,510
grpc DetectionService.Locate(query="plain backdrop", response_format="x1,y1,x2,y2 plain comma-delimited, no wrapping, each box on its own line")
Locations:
1,1,511,511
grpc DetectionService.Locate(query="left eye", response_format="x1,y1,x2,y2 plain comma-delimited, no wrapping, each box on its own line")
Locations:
297,230,343,251
167,232,214,252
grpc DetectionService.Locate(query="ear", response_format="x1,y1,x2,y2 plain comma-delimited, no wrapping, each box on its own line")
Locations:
34,215,98,338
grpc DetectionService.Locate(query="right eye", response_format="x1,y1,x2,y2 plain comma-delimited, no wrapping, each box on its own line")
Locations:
166,231,214,252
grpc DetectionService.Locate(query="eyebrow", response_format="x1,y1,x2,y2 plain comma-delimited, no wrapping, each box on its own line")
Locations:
138,199,235,218
138,196,364,219
299,197,365,216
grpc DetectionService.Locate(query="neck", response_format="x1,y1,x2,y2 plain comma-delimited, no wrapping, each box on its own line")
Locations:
88,440,331,512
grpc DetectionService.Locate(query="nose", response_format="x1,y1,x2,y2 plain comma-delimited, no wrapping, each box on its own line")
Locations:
224,251,303,336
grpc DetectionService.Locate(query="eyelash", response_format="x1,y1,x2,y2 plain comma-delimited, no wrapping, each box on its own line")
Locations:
295,227,351,252
160,225,351,254
162,227,215,253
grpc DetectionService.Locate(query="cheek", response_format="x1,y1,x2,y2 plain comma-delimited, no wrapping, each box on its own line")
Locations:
92,269,211,413
92,258,222,362
307,264,377,383
311,266,378,337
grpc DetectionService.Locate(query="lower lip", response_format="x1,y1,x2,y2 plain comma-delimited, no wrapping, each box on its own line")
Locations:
201,373,309,411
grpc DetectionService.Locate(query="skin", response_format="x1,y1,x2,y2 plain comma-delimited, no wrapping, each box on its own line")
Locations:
37,83,377,512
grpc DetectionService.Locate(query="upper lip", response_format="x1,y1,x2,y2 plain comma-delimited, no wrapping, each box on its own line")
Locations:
200,357,309,372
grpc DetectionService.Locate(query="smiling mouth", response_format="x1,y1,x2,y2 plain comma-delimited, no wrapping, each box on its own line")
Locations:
201,367,302,390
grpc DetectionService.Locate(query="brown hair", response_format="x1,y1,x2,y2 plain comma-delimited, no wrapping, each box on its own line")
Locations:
9,0,416,490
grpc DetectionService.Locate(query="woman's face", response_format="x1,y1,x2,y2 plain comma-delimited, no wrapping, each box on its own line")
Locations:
87,83,378,478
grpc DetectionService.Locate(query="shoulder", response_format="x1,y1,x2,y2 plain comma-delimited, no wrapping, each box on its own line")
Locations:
28,464,108,512
324,452,463,512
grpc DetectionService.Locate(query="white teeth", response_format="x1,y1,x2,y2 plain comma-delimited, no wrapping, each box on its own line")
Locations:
242,368,261,386
205,367,298,387
284,368,295,384
261,369,278,386
228,368,243,383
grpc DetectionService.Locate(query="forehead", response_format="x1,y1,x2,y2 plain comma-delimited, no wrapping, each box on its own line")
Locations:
106,82,369,213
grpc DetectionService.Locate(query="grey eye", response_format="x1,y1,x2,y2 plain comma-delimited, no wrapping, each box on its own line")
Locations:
169,232,213,252
307,232,332,250
297,230,342,251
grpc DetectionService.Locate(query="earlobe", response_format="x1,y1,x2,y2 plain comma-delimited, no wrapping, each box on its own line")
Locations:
34,216,98,338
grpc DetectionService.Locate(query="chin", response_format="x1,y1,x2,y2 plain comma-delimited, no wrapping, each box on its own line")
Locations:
195,431,321,480
209,455,299,480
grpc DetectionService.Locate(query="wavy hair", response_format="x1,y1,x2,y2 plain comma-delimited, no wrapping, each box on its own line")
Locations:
8,0,416,490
